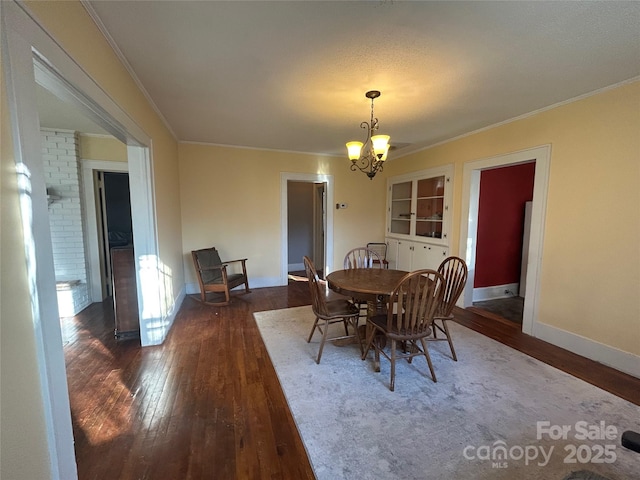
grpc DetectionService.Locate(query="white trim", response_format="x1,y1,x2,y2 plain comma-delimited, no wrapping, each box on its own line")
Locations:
81,159,129,302
186,278,280,296
458,145,551,337
280,172,334,285
79,132,117,139
11,1,149,146
127,145,164,347
2,10,76,478
79,0,177,141
288,262,305,271
181,139,343,158
535,322,640,379
473,283,520,302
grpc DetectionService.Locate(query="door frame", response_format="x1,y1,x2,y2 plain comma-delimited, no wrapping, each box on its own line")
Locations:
458,145,551,336
82,159,129,301
280,172,334,284
312,182,326,270
2,2,159,478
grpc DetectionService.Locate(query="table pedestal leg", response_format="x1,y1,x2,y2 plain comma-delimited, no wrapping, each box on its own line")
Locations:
365,300,386,372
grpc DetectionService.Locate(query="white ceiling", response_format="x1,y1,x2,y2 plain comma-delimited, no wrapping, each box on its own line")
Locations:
70,1,640,158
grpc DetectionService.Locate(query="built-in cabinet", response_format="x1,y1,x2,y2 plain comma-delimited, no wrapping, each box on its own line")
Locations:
387,238,449,272
386,165,453,271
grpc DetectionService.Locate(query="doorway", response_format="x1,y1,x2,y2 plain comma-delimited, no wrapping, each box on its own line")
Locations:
470,162,535,325
280,172,334,285
82,160,130,302
98,171,134,297
286,180,326,277
459,145,551,336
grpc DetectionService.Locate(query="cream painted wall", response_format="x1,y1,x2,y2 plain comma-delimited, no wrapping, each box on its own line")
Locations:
1,60,53,480
178,143,385,288
78,133,127,161
383,81,640,356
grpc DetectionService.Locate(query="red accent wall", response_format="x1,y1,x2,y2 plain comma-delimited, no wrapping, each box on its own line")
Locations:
474,162,535,288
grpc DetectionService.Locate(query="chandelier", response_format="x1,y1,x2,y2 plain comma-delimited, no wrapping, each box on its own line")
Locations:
346,90,390,180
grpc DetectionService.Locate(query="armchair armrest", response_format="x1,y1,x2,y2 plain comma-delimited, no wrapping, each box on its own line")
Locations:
222,258,248,278
222,258,248,265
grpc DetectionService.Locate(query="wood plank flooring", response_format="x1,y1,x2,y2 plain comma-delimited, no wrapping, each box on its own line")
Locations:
64,282,640,479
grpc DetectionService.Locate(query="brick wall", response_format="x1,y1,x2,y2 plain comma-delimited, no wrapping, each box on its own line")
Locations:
41,128,90,315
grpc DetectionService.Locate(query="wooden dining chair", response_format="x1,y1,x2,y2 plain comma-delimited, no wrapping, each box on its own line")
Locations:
343,247,384,320
303,256,362,363
428,256,468,361
362,269,445,391
343,247,383,269
366,242,389,269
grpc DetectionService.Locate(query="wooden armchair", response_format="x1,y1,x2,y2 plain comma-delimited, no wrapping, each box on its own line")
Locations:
191,247,250,306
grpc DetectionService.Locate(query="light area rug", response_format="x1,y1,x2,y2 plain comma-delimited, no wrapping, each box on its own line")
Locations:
254,306,640,480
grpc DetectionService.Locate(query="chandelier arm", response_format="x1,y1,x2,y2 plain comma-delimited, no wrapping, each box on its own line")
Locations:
350,157,384,179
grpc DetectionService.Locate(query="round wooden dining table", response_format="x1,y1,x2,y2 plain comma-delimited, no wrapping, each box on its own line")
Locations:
326,268,409,371
326,268,409,304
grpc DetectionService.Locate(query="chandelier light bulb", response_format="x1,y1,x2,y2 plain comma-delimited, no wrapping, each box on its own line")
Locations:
346,141,364,161
380,144,390,162
371,135,390,158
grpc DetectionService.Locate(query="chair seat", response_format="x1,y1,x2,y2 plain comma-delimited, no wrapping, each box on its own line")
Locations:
204,272,245,286
369,314,432,340
323,299,360,318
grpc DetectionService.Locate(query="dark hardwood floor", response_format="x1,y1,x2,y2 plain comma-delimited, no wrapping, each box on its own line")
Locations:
64,282,640,479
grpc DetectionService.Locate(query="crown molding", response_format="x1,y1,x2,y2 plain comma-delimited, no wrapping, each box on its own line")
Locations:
393,75,640,161
80,0,178,141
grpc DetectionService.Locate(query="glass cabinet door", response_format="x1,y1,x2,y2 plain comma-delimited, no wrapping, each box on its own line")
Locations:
415,176,445,239
387,165,451,245
390,181,412,235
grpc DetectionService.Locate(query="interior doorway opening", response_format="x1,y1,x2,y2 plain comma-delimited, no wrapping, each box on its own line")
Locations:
96,171,134,297
459,145,551,336
469,162,536,325
286,180,326,279
280,172,334,285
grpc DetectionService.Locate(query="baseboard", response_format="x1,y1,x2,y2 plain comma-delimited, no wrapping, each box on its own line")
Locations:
473,283,519,302
534,321,640,379
288,262,304,271
185,276,284,295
